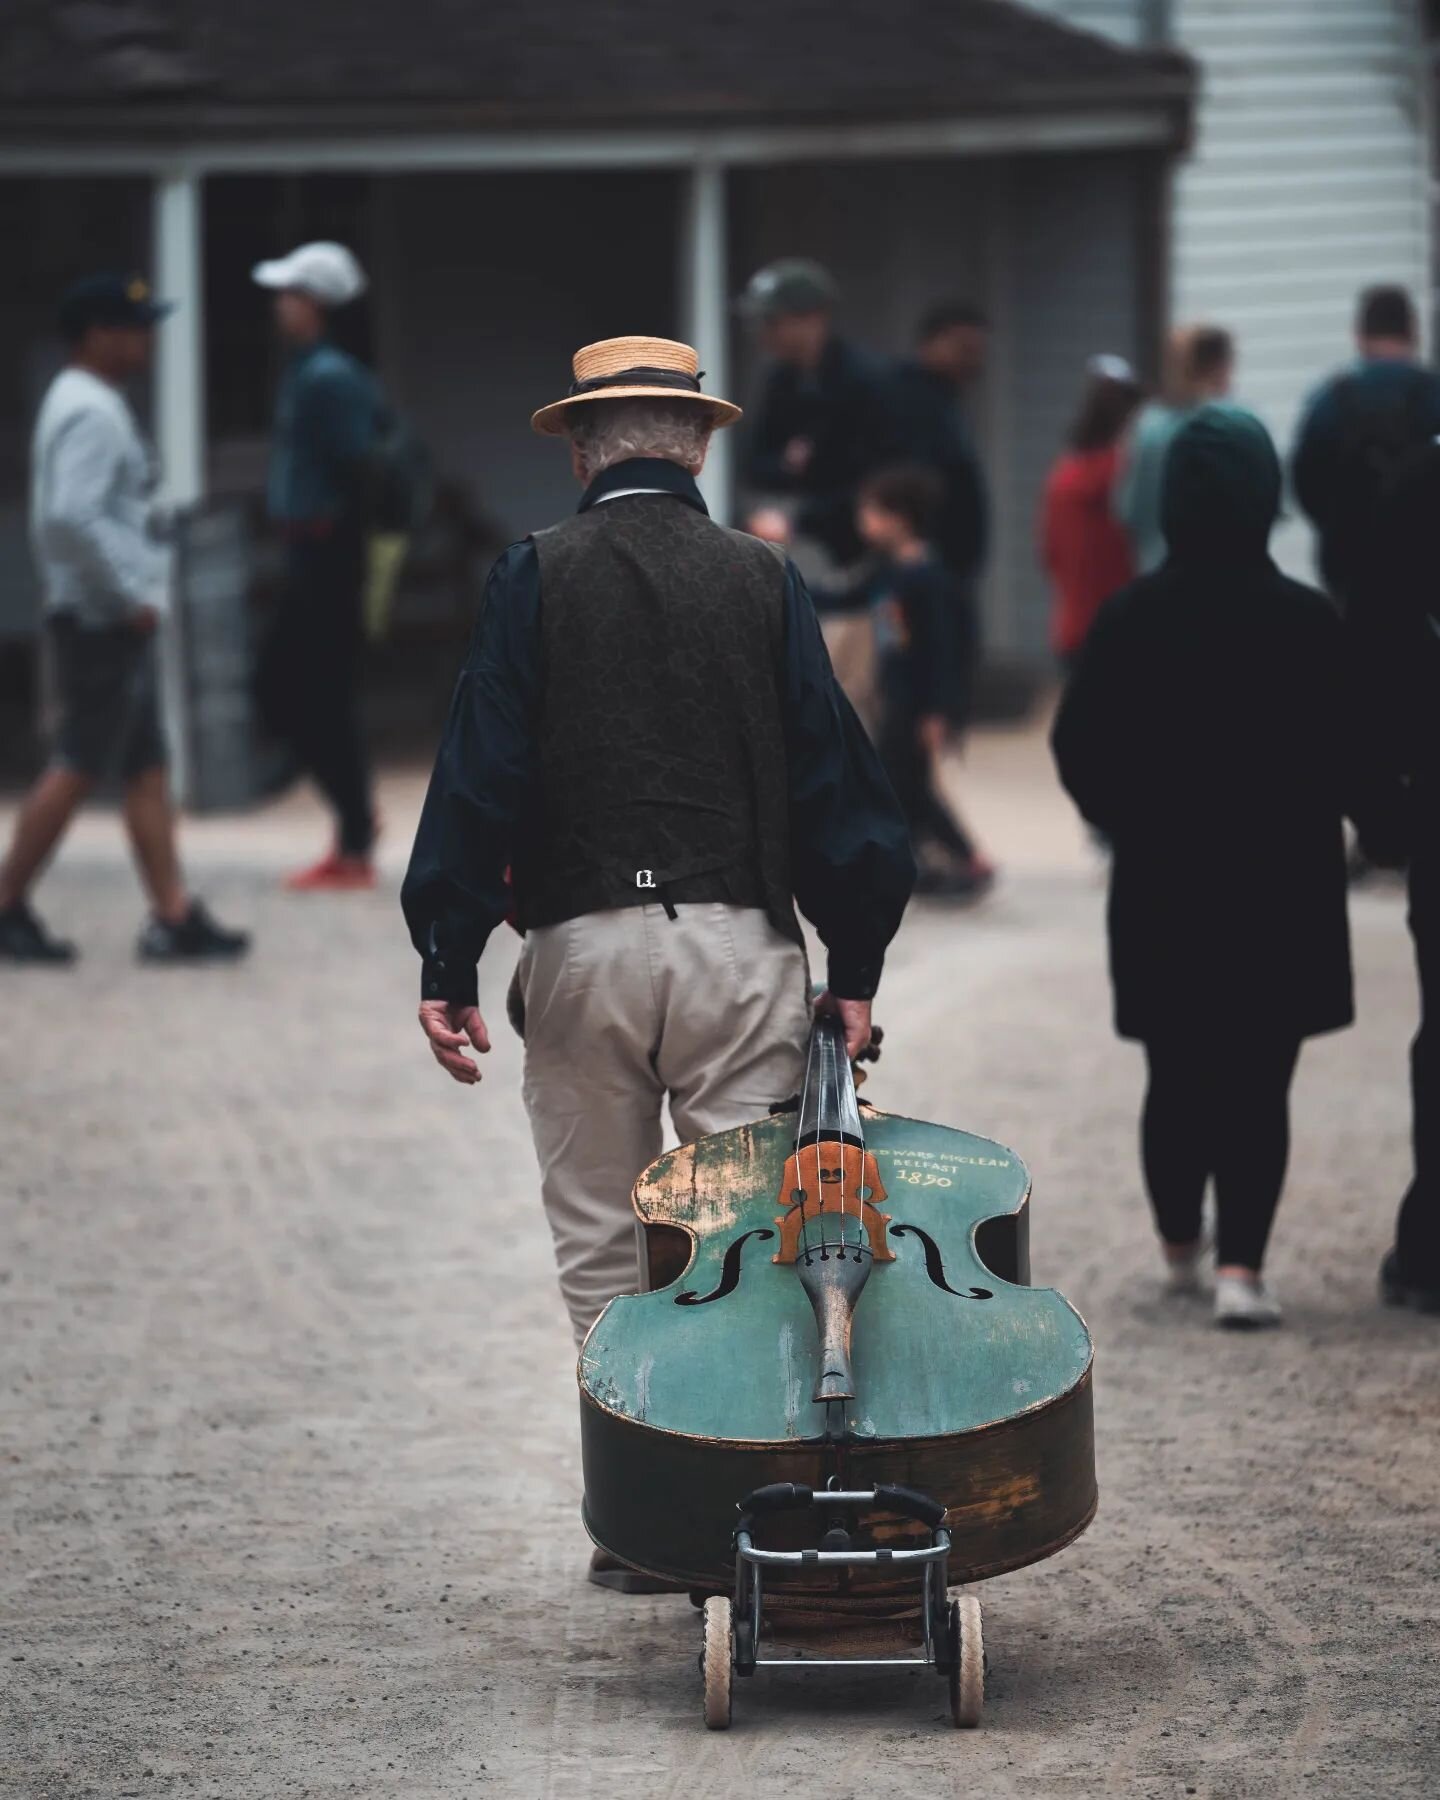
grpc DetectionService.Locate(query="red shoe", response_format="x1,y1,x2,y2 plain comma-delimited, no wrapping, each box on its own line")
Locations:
283,851,377,892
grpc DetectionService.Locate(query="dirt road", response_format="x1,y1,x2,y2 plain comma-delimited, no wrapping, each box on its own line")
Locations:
3,727,1437,1798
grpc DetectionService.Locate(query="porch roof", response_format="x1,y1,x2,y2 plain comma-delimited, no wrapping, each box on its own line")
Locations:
0,0,1194,151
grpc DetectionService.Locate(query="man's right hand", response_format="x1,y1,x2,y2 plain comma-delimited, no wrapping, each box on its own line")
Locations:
815,989,872,1061
419,1000,491,1085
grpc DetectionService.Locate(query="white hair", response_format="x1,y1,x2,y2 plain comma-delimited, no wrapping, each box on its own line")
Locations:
567,398,713,480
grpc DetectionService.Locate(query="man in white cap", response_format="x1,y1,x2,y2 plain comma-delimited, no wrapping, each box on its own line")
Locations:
251,241,382,890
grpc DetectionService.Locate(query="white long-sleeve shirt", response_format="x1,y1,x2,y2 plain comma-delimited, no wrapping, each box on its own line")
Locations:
29,366,172,625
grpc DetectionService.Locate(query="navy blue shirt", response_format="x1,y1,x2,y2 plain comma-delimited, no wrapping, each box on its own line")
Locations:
267,340,378,524
401,458,915,1007
1292,356,1440,599
742,337,895,565
883,359,989,584
870,551,976,723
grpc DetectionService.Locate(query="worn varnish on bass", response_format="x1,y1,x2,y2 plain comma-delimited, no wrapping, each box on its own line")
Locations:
579,1014,1096,1591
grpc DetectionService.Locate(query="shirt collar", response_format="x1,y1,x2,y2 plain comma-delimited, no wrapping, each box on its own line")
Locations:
286,339,330,371
578,457,710,516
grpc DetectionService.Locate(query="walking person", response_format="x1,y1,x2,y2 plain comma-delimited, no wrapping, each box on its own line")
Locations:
1116,325,1234,574
1292,284,1440,613
1351,441,1440,1314
1040,355,1143,668
402,337,914,1584
1053,405,1386,1328
737,259,894,574
252,242,381,891
0,274,249,967
854,465,993,898
883,301,991,628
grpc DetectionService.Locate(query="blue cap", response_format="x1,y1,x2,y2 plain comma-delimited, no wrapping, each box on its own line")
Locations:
58,273,174,341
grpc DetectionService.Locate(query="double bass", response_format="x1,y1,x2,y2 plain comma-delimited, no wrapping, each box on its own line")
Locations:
579,1011,1096,1594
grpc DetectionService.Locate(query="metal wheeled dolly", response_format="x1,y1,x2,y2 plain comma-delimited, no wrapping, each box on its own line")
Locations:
698,1481,985,1730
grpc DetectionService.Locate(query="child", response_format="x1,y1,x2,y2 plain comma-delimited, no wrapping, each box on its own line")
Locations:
854,465,995,898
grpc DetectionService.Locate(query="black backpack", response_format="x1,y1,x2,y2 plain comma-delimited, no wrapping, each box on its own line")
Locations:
1331,367,1438,523
361,402,434,534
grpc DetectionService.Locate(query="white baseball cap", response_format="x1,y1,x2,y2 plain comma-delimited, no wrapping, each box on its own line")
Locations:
251,241,368,308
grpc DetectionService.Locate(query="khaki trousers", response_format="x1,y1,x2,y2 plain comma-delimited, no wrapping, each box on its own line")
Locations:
518,903,811,1343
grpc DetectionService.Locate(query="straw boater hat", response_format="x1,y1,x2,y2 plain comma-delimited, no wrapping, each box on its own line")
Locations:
531,335,742,436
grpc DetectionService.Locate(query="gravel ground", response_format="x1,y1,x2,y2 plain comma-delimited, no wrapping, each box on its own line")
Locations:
2,723,1437,1799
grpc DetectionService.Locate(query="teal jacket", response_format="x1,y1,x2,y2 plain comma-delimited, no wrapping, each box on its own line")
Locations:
267,341,378,525
1115,400,1193,575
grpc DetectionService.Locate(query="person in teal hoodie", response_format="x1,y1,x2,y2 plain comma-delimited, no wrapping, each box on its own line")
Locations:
1115,324,1234,574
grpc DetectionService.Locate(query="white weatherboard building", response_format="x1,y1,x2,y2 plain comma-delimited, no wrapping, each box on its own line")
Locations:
1031,0,1435,575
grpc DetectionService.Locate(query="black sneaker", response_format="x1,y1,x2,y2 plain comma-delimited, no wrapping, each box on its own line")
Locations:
0,901,76,964
137,899,251,964
1379,1249,1440,1315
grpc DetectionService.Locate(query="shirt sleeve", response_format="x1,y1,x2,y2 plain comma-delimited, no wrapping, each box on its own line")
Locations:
742,369,803,493
782,561,916,999
41,408,171,618
1290,383,1336,530
401,541,541,1006
1050,593,1134,833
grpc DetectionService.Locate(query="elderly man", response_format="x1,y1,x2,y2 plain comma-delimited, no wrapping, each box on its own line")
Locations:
402,334,914,1381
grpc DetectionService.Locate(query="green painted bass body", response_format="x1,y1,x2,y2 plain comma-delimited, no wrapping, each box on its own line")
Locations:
579,1093,1097,1590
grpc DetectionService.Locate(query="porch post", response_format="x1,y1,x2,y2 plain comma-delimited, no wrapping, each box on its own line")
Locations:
151,165,206,803
152,167,206,506
680,158,732,523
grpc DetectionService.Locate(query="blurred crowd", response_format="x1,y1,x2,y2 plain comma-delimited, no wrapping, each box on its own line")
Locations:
5,240,1440,1330
730,259,1440,1326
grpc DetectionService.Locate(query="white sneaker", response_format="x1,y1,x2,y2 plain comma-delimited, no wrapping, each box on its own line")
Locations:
1213,1274,1283,1329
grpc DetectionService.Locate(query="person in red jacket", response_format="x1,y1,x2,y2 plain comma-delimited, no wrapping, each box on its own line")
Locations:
1041,356,1144,667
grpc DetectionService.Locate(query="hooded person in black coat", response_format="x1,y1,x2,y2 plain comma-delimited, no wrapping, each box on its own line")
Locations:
1052,404,1388,1328
1350,439,1440,1312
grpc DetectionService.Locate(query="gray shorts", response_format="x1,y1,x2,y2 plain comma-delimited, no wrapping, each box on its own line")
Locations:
48,613,167,782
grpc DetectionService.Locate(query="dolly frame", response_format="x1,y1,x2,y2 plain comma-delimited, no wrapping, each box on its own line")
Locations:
698,1480,985,1728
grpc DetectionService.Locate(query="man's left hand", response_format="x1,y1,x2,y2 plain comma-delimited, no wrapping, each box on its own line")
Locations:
419,1000,491,1085
815,989,873,1061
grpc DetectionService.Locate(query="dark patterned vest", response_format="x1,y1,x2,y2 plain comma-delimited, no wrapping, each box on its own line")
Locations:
517,495,800,945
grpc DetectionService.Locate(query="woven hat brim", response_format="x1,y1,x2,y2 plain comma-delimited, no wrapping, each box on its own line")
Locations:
531,385,742,437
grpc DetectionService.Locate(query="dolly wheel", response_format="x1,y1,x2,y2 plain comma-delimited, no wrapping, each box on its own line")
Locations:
948,1595,984,1728
701,1595,734,1729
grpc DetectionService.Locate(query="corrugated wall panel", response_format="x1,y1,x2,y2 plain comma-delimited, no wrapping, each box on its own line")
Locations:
1020,0,1432,581
1173,0,1430,575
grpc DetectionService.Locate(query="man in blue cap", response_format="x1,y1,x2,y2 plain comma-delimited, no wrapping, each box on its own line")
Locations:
738,259,893,575
0,274,250,965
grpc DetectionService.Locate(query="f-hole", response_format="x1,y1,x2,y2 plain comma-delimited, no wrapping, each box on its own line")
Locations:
892,1224,993,1300
675,1228,776,1306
